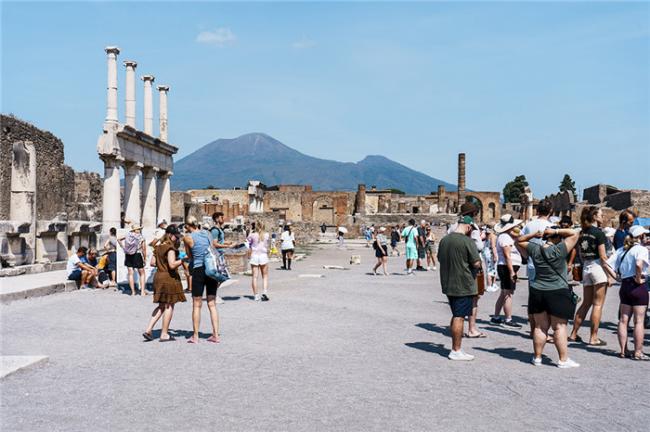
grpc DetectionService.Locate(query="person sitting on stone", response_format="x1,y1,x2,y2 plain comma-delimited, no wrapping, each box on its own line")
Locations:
66,246,92,288
80,248,104,289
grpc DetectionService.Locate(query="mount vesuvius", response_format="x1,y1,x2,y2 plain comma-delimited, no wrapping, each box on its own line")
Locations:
172,133,456,194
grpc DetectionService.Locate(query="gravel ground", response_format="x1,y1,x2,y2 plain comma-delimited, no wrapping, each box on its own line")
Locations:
1,242,648,432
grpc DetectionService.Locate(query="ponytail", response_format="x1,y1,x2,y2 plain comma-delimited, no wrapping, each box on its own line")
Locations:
580,206,599,231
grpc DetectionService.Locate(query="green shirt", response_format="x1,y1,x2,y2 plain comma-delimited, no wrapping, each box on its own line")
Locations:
527,242,569,291
438,233,480,297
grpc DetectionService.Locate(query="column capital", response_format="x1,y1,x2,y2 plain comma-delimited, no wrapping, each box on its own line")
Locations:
123,60,138,68
141,75,155,83
157,85,170,92
159,170,173,178
105,46,120,56
100,156,122,168
124,161,144,174
142,166,160,176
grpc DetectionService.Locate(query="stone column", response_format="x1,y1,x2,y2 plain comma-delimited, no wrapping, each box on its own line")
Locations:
102,157,122,233
156,171,172,224
457,153,466,205
124,162,143,226
105,46,120,124
355,184,367,215
124,60,137,128
157,85,169,142
141,167,158,230
437,185,446,211
142,75,155,135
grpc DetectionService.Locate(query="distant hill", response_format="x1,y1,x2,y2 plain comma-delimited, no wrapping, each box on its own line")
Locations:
172,133,456,194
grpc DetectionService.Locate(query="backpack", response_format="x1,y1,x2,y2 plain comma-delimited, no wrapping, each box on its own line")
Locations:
202,231,230,283
124,232,140,255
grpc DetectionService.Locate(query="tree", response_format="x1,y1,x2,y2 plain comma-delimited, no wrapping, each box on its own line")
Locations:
559,174,577,200
503,175,529,203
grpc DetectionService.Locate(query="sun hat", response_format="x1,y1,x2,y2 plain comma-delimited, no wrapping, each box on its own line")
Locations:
165,224,180,236
379,227,386,232
495,214,523,234
130,224,142,231
157,219,168,227
460,202,478,216
603,227,616,238
629,225,649,238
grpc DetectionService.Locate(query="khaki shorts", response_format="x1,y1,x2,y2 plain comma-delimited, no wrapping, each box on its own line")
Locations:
582,261,608,286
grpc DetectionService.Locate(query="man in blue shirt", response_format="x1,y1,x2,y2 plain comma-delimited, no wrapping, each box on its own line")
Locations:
613,210,635,250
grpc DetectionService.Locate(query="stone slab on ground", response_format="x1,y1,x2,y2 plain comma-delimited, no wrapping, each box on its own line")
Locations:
0,270,77,304
0,243,648,431
0,355,48,379
0,261,66,277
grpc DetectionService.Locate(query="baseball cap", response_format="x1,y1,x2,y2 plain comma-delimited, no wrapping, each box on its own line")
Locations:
629,225,649,238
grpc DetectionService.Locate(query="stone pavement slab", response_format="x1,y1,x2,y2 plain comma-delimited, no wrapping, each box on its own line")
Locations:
0,243,648,431
0,355,48,378
0,270,76,304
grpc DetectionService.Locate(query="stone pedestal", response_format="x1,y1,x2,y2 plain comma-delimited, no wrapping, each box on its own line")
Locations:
102,157,122,233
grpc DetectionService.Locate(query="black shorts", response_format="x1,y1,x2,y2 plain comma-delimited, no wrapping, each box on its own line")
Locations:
447,295,474,318
124,253,144,269
619,278,649,307
528,287,576,320
106,252,117,272
375,246,388,258
282,249,294,254
191,266,219,298
497,265,519,291
417,247,426,259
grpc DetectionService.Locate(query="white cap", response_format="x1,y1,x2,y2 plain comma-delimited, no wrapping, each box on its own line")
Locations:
603,227,616,238
157,219,168,227
629,225,649,238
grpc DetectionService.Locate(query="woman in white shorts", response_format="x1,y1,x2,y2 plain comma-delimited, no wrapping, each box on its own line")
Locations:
247,222,270,301
569,207,616,345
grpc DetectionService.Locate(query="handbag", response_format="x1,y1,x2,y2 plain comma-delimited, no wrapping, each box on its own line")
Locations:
476,269,485,296
202,231,230,283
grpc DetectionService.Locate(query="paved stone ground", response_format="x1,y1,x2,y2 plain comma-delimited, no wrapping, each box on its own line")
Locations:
1,242,648,431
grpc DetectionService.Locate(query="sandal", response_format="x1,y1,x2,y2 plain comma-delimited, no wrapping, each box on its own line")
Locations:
207,335,221,344
142,332,154,342
159,336,176,342
464,332,487,339
568,335,583,343
588,339,607,347
187,337,199,344
632,353,650,361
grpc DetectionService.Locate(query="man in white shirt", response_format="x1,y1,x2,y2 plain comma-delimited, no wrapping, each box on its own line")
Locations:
67,246,92,287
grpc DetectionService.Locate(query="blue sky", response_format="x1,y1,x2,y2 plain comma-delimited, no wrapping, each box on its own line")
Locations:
2,1,648,197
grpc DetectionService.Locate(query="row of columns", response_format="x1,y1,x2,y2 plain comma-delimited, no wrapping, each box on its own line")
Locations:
102,157,171,230
105,47,170,141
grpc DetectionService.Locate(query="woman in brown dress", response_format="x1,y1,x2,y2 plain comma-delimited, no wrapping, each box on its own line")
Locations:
142,225,187,342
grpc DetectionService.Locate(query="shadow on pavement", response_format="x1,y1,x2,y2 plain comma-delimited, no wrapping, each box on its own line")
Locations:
405,342,448,358
473,346,531,364
170,329,217,339
415,323,450,337
221,296,241,301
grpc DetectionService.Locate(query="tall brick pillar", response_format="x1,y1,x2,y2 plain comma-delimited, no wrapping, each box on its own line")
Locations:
457,153,466,205
437,185,446,211
355,184,366,215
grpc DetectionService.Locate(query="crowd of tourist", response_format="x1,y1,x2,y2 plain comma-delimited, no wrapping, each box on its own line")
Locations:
438,200,649,365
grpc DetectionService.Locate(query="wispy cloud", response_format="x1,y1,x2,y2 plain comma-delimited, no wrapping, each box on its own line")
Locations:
196,28,236,47
292,37,316,50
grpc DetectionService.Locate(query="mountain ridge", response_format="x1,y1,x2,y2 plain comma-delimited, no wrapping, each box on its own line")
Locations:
172,133,457,194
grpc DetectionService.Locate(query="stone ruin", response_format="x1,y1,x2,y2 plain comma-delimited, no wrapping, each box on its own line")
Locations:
0,114,103,268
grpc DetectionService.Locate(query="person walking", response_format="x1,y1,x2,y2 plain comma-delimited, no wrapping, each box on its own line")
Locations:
247,222,270,301
517,226,581,368
143,225,187,342
425,224,438,271
210,212,235,303
569,207,616,346
390,226,401,256
119,224,147,296
402,219,419,275
183,217,220,344
491,214,524,328
438,215,482,361
608,225,649,360
416,220,428,271
280,225,295,270
372,227,390,275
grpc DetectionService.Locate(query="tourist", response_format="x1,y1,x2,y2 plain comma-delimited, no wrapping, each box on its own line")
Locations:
183,216,220,344
148,219,168,248
103,227,118,287
118,224,147,296
603,227,616,256
364,225,373,248
425,224,437,271
438,215,482,361
521,199,553,335
401,219,419,275
608,225,649,360
81,248,103,289
142,225,187,342
614,210,635,250
390,225,401,256
569,207,616,346
320,223,327,236
372,227,390,276
416,220,428,271
66,246,90,286
517,226,581,368
337,227,346,248
491,214,524,328
280,225,295,270
210,212,236,303
482,225,498,292
247,222,270,301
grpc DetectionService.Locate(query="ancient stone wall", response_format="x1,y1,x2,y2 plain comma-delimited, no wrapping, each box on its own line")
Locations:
264,191,304,221
605,190,650,215
1,114,102,221
187,189,248,207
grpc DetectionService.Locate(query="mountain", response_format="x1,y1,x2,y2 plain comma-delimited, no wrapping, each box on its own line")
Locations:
172,133,457,194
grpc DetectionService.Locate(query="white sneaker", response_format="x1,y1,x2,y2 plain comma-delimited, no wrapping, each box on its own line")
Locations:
432,267,437,271
486,283,500,293
448,350,475,361
427,266,432,271
557,358,580,369
216,296,224,304
254,294,261,301
531,356,542,366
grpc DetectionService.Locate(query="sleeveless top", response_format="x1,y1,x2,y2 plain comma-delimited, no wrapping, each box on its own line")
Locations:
190,231,211,268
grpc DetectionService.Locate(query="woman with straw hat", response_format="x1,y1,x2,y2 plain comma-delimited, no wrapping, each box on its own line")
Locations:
118,224,147,296
491,214,524,328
